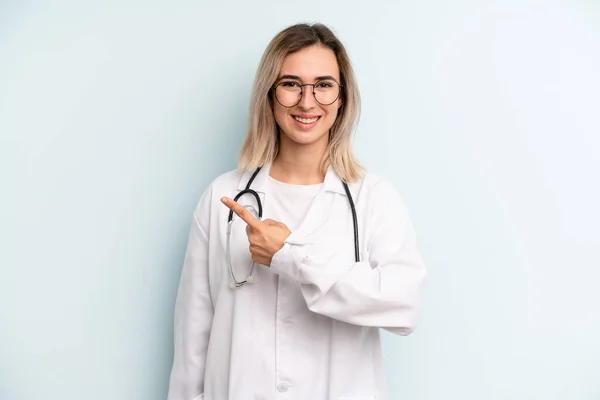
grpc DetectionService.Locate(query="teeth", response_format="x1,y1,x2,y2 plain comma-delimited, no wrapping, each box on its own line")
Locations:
294,116,319,124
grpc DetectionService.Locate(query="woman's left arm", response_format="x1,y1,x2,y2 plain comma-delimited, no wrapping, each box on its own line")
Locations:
270,179,427,335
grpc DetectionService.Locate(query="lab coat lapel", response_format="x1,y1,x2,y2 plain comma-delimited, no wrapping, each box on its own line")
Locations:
284,166,347,245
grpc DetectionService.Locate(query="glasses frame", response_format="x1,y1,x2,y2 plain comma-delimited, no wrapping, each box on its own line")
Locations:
271,78,344,108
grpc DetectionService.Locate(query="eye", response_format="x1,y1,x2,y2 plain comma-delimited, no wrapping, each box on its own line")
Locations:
279,80,300,88
315,81,334,88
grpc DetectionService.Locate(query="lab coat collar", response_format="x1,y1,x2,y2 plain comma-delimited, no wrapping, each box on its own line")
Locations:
236,162,347,195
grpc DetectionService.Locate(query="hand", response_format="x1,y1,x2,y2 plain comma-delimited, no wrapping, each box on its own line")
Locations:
221,197,291,267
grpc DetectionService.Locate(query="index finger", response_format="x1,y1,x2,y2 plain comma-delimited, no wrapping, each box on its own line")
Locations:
221,197,262,228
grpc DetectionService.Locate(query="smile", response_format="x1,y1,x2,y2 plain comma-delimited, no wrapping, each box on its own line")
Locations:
293,116,320,124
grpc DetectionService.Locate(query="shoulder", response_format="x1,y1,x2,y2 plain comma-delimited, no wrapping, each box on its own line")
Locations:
193,167,243,215
354,171,417,241
359,170,385,187
349,170,413,223
351,170,403,200
206,167,244,193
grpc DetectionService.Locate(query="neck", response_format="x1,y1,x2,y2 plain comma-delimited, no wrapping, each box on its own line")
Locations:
270,133,328,185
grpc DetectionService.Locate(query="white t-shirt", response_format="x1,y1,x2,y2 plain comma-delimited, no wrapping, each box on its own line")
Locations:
267,175,322,232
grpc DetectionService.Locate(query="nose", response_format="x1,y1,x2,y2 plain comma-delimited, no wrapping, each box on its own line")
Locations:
297,84,317,110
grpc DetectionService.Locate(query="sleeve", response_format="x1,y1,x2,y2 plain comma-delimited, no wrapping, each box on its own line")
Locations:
270,179,426,335
167,187,213,400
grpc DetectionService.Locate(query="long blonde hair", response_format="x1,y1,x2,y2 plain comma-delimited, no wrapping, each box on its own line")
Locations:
238,23,363,182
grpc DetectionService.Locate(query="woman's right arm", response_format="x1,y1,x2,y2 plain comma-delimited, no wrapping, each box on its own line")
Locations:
167,188,214,400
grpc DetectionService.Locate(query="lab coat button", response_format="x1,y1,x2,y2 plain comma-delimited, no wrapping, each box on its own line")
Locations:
277,384,289,392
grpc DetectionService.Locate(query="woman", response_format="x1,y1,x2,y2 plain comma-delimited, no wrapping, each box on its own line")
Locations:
167,23,426,400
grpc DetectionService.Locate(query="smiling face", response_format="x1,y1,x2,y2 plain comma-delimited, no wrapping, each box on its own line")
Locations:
272,45,342,150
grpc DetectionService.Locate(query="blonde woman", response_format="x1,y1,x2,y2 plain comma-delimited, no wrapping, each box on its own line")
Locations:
167,23,426,400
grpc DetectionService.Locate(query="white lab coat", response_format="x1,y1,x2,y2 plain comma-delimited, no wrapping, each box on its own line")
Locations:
167,163,426,400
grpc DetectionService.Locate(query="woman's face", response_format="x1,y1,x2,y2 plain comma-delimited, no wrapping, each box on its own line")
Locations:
272,45,342,148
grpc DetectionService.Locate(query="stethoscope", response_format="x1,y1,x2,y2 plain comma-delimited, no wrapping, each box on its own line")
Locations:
227,167,360,289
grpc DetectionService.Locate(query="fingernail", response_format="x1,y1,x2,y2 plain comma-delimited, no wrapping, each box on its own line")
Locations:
221,197,228,204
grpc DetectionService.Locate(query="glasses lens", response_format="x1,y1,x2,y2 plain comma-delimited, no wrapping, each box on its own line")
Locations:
314,79,340,105
275,81,302,107
274,79,341,107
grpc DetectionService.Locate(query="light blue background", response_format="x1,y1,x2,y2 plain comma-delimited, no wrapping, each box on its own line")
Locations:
1,1,599,399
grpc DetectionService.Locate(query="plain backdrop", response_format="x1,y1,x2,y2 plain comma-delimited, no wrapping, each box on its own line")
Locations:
1,1,599,399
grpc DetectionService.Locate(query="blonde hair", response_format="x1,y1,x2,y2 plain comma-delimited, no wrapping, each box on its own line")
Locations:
238,23,363,182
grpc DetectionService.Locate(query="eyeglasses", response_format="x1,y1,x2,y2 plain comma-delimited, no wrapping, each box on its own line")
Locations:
271,78,343,108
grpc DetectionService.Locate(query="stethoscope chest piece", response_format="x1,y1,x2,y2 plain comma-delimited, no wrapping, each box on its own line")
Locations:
229,274,254,290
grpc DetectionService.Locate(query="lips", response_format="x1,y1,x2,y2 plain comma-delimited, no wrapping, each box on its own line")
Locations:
293,115,320,124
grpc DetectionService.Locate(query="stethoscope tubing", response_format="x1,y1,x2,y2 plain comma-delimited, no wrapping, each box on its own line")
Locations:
227,167,359,289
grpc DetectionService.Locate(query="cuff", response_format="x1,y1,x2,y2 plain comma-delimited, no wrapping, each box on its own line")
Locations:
271,243,306,281
270,231,309,281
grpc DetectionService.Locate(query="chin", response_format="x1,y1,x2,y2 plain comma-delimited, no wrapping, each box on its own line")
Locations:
286,129,328,145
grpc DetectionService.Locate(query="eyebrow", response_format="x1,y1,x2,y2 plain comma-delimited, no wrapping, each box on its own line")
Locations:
278,74,339,82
